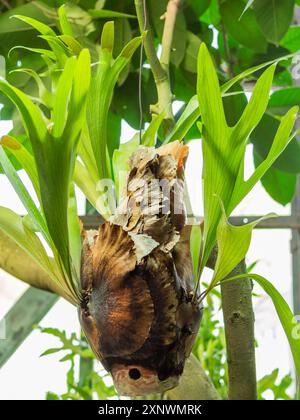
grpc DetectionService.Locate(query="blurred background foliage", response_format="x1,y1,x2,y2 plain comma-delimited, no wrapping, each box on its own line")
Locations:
0,0,300,205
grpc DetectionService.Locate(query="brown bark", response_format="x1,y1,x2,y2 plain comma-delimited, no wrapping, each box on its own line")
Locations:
221,261,257,400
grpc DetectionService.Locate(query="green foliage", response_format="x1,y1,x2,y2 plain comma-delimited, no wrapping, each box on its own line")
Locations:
220,0,267,53
258,369,293,400
0,11,143,304
254,150,297,206
0,48,91,301
253,0,295,44
36,326,118,400
0,0,299,203
193,43,300,389
196,43,298,271
87,21,143,180
0,0,300,400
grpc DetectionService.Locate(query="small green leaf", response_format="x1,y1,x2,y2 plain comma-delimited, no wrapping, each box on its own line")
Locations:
280,26,300,52
88,9,137,19
231,64,276,144
58,5,74,37
220,0,267,53
269,87,300,113
142,113,165,147
52,57,76,138
59,35,82,55
253,0,295,44
101,20,114,52
221,53,294,94
40,348,63,357
190,224,202,279
164,96,199,144
211,200,275,286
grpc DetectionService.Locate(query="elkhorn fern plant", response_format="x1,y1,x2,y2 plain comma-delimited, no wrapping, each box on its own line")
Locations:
0,7,300,396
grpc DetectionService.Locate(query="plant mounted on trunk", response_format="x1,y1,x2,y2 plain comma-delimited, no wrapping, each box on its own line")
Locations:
0,3,300,399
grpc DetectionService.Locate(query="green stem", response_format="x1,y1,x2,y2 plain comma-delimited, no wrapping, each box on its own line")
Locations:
134,0,174,127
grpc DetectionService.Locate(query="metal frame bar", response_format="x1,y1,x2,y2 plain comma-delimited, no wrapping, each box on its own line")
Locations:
81,214,300,230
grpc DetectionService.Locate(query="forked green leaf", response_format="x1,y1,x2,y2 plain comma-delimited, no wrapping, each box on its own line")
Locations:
229,106,299,213
231,64,276,140
52,56,76,138
197,43,230,268
196,43,298,275
221,53,295,94
212,201,275,286
142,113,165,147
0,49,91,296
0,206,74,302
87,22,142,180
164,96,199,144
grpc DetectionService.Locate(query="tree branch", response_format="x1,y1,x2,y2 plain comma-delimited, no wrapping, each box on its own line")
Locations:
134,0,174,126
166,355,221,400
221,261,257,400
160,0,181,71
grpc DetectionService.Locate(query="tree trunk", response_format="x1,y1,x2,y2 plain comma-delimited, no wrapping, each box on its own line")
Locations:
221,261,257,400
